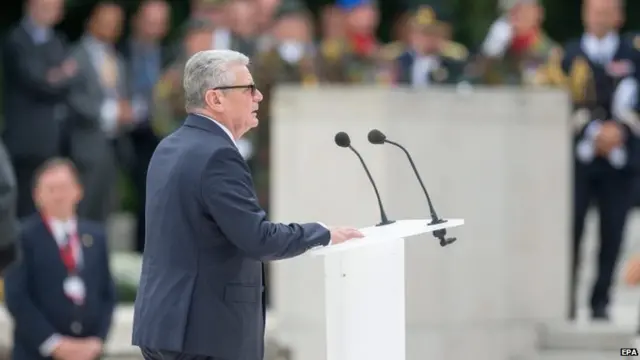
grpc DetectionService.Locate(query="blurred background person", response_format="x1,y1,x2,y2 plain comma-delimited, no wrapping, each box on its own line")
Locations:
2,158,115,360
119,0,170,253
152,18,215,140
319,0,391,83
561,0,638,321
2,0,77,219
66,1,133,224
478,0,561,86
0,140,18,274
227,0,260,56
252,0,322,217
393,1,470,87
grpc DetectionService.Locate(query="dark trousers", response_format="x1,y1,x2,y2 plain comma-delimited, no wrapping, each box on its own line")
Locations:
129,125,159,253
570,160,633,318
140,347,224,360
12,156,47,218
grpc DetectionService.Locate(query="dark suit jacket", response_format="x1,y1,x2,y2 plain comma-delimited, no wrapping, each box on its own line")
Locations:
0,140,18,272
562,37,640,174
3,214,117,360
1,23,74,160
132,114,330,360
395,51,467,85
66,36,130,169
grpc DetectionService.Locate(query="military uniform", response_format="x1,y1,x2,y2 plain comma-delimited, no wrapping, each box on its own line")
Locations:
559,31,640,319
318,0,395,84
477,0,562,86
151,19,215,138
393,2,471,86
250,0,323,214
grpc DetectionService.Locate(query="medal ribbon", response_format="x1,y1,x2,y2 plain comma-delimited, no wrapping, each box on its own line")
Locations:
41,214,79,274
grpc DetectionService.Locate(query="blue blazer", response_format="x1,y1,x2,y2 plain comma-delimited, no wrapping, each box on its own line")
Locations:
3,214,116,360
132,114,330,360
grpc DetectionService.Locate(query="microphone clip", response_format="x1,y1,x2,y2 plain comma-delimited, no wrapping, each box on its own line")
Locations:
430,219,457,247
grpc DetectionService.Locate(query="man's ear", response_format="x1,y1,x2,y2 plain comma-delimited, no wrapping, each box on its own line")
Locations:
206,89,224,111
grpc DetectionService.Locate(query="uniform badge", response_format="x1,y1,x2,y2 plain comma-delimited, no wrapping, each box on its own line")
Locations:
569,57,590,102
606,60,634,77
82,234,93,247
416,6,434,26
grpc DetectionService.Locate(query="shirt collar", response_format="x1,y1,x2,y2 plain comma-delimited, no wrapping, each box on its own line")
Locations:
46,217,78,243
581,32,619,62
196,113,237,146
22,16,50,44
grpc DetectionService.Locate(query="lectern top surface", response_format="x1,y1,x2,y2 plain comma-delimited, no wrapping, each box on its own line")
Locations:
307,218,464,256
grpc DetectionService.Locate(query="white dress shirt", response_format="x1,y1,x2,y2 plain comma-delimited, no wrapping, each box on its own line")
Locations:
411,55,439,87
581,32,619,65
575,32,627,168
39,217,81,357
196,114,255,159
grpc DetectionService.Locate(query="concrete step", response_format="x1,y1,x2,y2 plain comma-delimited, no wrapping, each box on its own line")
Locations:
537,321,635,351
524,350,628,360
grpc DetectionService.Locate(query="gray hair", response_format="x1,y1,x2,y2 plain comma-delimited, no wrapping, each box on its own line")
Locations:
183,50,250,111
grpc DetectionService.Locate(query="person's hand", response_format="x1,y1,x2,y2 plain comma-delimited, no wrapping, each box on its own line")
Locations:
596,121,623,155
51,337,84,360
60,58,78,77
118,100,134,124
78,337,104,360
625,256,640,286
329,227,364,245
46,68,64,84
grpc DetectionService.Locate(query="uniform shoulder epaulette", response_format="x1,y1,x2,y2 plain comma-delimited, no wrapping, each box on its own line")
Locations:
321,39,343,61
378,41,404,60
441,41,468,61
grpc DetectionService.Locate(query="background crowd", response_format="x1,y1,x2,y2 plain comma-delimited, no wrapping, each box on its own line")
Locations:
1,0,640,358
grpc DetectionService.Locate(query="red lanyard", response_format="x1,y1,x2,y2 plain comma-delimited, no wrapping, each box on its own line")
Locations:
42,214,78,274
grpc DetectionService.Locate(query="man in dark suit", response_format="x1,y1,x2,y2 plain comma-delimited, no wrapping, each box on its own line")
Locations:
561,0,640,320
3,158,117,360
0,140,18,273
132,49,363,360
67,1,134,223
119,0,170,253
2,0,78,218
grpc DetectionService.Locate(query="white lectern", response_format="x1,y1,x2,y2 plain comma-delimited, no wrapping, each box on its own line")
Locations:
305,218,464,360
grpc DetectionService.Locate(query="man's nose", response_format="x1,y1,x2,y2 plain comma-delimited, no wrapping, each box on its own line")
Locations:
254,89,264,102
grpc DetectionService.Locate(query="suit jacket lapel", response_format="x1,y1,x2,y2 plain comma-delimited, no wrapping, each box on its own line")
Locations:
76,222,95,277
35,216,69,273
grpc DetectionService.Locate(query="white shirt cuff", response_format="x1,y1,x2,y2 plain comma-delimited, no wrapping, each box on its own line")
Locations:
584,120,602,140
100,98,119,136
613,77,638,120
609,146,627,168
481,18,513,57
39,334,62,357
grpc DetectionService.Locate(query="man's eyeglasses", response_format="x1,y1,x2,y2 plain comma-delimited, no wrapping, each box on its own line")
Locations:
213,84,257,96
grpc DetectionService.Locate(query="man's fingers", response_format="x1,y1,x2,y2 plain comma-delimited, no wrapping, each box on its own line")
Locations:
348,229,364,238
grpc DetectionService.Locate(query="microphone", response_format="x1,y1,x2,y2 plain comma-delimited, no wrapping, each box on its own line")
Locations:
367,129,457,246
334,132,394,227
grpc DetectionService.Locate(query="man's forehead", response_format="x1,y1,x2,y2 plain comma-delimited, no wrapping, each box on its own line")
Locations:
232,65,254,83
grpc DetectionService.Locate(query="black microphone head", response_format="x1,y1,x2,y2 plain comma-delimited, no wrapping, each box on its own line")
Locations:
368,129,386,144
334,132,351,148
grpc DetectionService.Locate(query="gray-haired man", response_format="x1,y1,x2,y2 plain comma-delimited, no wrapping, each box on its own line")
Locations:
132,49,363,360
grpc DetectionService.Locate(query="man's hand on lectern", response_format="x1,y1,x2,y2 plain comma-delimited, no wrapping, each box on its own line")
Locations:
329,227,364,245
